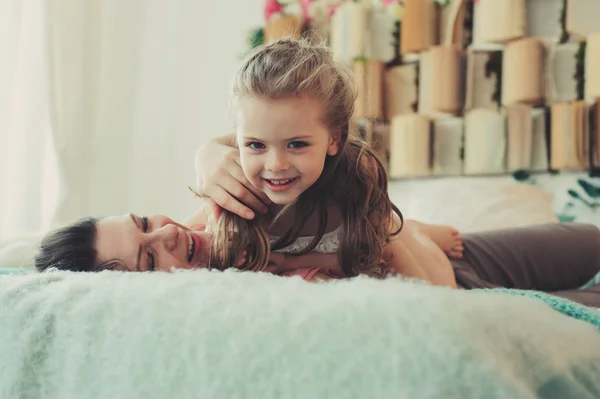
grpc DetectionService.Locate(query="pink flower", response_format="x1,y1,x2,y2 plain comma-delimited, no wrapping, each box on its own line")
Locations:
383,0,399,5
300,0,312,20
327,4,336,18
264,0,284,22
328,1,343,18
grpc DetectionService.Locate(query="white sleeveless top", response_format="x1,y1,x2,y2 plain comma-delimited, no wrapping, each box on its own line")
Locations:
270,226,342,254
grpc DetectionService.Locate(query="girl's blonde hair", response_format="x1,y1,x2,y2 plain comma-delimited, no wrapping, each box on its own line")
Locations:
210,38,403,278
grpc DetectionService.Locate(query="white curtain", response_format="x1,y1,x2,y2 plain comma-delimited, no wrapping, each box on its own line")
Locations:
0,0,263,241
0,1,57,240
46,0,147,225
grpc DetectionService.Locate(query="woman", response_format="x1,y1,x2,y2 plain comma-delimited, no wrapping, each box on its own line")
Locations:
34,213,342,280
34,208,600,307
35,207,464,283
34,134,600,307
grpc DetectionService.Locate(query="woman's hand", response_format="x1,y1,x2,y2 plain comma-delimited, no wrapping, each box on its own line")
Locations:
264,251,341,275
265,252,334,281
194,134,271,220
264,252,287,273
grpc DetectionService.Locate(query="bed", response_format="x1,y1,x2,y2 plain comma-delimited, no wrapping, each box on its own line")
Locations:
1,177,599,399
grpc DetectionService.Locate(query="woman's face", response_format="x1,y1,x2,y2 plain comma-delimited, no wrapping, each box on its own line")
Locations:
95,214,213,272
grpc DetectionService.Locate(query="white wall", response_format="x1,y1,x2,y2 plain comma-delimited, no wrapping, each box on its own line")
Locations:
61,0,266,223
130,0,264,221
0,0,276,239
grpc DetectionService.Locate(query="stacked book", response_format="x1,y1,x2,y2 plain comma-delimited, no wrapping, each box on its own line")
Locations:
259,0,600,179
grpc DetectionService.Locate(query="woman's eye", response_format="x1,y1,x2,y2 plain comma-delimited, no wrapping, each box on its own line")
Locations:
246,142,265,150
148,253,155,271
142,216,150,232
288,141,308,149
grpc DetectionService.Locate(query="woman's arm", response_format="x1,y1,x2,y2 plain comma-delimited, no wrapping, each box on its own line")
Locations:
265,252,340,275
270,252,337,282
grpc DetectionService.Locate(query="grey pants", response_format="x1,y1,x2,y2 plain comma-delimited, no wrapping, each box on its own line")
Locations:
451,223,600,308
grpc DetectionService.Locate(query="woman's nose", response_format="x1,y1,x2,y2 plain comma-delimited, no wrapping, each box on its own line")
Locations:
149,223,179,252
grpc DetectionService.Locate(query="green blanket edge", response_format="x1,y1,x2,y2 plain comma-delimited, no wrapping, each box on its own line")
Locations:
483,288,600,329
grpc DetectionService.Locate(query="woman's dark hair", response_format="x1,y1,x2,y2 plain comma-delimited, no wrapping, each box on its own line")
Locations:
34,217,107,272
34,210,269,274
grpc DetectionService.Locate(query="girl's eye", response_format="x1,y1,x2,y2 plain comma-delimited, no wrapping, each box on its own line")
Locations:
288,141,308,149
142,216,150,232
246,142,265,150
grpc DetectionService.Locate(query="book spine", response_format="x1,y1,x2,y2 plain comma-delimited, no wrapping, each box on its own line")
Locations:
264,15,303,44
506,105,534,171
432,117,464,176
465,50,502,111
384,64,419,120
400,0,438,54
353,60,384,120
389,114,432,178
478,0,526,43
463,109,506,174
585,33,600,101
429,46,464,114
502,38,546,106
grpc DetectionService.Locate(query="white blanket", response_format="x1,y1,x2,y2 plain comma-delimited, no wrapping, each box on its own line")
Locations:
1,270,599,399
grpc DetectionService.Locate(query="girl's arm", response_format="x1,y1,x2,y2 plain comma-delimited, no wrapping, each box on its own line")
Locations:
357,152,453,287
183,199,438,286
182,200,212,228
194,133,270,219
384,213,458,288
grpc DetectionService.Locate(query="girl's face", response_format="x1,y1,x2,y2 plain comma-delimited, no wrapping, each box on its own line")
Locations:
236,95,340,205
95,214,213,272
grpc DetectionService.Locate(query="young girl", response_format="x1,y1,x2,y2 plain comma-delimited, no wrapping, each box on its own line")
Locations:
197,38,460,287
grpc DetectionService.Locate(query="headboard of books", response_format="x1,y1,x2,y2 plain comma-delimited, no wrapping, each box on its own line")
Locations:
250,0,600,180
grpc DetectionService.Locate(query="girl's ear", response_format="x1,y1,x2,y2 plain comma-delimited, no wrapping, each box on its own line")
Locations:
327,128,342,156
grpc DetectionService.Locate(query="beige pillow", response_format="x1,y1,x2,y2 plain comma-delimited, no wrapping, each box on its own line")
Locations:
388,177,557,233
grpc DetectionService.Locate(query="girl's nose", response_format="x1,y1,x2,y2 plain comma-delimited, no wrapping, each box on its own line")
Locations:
265,150,289,172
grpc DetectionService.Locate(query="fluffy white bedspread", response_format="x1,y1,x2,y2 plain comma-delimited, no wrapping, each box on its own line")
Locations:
1,269,599,399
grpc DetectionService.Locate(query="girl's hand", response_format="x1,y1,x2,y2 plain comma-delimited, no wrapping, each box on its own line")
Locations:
194,134,271,220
